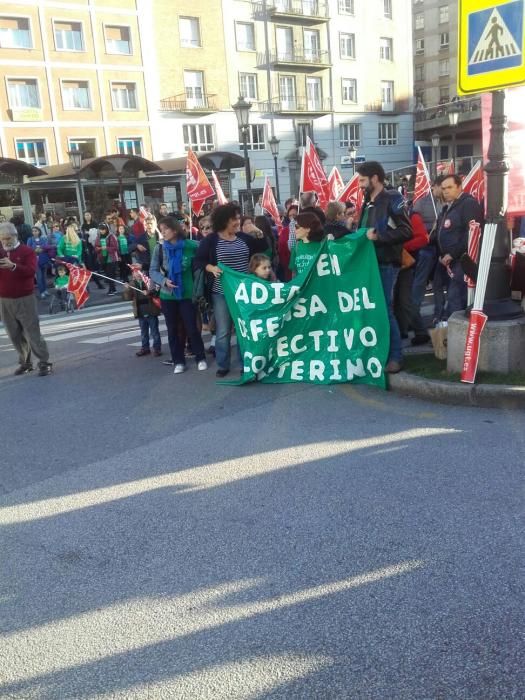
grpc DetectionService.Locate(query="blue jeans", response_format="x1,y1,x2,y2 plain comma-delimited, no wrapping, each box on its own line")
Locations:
212,293,240,371
138,316,161,351
36,265,49,294
379,264,403,363
411,245,437,310
434,259,467,319
161,298,204,365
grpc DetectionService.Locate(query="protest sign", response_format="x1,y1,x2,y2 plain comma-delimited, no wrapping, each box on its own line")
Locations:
220,230,390,387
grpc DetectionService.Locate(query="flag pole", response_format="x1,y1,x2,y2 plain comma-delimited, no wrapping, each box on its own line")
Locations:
418,146,437,218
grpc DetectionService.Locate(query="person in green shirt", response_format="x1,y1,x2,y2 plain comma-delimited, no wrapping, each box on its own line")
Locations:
117,223,132,282
57,224,82,262
289,211,326,277
150,216,207,374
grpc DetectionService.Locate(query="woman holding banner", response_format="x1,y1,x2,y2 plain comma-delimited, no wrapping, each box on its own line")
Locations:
194,203,267,378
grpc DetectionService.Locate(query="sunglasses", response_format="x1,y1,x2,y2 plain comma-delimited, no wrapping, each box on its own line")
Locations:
200,225,211,230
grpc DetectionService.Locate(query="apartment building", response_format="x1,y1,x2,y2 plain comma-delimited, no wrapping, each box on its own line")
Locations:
0,0,153,168
153,0,414,202
412,0,482,172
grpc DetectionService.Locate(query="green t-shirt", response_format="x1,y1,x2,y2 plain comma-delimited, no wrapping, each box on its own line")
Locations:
159,240,199,301
55,275,69,288
148,235,157,258
118,234,128,255
289,240,323,277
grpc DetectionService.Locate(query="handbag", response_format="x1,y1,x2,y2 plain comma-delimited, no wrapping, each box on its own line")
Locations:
401,248,415,270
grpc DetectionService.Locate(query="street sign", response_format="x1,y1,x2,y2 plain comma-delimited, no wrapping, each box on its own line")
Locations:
340,155,365,168
458,0,525,95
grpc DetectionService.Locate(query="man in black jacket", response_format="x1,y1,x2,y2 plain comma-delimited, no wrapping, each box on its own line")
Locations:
357,161,413,373
434,174,483,319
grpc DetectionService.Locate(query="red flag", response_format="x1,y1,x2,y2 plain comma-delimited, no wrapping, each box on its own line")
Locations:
413,147,432,205
128,263,161,309
462,160,485,204
64,262,91,309
461,310,488,384
447,159,455,175
327,166,344,200
211,170,228,205
465,220,481,288
337,173,359,203
186,149,215,216
300,137,330,210
262,177,281,230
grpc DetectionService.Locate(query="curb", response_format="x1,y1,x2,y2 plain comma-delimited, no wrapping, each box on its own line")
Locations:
388,371,525,410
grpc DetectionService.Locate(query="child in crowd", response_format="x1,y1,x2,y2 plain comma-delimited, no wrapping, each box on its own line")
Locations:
54,264,69,301
289,212,326,277
123,264,162,357
249,254,275,281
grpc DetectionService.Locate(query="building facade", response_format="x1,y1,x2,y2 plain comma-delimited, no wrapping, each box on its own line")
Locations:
412,0,482,174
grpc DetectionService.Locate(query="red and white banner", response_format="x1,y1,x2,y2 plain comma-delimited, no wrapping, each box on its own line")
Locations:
482,88,525,216
65,262,92,309
186,149,215,216
465,220,481,288
327,166,344,200
461,310,488,383
128,264,161,308
211,170,228,205
299,137,330,210
413,146,432,205
461,160,485,205
447,159,455,175
262,176,281,230
336,173,359,204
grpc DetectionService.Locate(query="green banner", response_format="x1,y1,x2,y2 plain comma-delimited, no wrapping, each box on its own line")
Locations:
220,229,390,388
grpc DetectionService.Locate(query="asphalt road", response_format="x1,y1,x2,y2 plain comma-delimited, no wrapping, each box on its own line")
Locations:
0,302,523,699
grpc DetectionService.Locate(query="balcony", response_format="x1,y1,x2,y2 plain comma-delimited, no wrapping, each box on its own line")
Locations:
364,98,410,114
159,94,217,114
252,0,329,23
260,96,332,116
256,48,330,69
414,97,481,132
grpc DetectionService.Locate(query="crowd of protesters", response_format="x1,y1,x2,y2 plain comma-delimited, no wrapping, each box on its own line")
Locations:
3,159,525,379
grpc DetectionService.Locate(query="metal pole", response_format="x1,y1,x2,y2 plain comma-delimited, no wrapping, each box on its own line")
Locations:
451,130,456,172
483,89,521,318
77,172,85,217
242,128,253,215
273,154,280,203
351,157,355,177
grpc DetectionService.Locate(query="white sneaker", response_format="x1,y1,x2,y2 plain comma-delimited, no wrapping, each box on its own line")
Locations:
173,364,186,374
197,360,208,371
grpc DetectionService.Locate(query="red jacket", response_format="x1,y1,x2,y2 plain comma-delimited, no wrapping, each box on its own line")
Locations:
405,212,429,253
0,244,37,298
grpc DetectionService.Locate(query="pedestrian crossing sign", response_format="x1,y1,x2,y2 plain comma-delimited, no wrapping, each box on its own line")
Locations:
458,0,525,94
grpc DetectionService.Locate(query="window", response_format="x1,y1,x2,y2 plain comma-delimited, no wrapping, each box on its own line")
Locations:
183,124,214,151
303,29,320,61
440,32,449,48
240,124,265,151
338,0,354,14
339,32,355,59
439,5,449,23
54,21,83,51
117,138,142,156
384,0,392,18
16,139,47,166
239,73,258,101
457,144,474,158
439,59,449,76
341,78,357,103
0,16,32,49
279,75,296,109
415,13,424,29
381,80,394,111
179,17,200,48
61,80,91,109
105,25,131,54
439,86,449,103
339,123,361,148
111,82,137,109
183,70,205,107
7,79,39,108
69,138,97,158
235,22,255,51
378,123,397,146
306,77,322,110
296,121,313,147
379,37,393,61
415,38,424,54
415,64,424,81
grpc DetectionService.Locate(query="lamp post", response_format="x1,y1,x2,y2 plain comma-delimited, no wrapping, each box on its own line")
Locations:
447,103,461,172
232,96,253,214
68,149,85,219
268,135,280,203
348,144,357,176
431,133,440,178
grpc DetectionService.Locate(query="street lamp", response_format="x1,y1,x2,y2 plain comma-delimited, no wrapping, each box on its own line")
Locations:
68,149,85,219
232,96,253,214
448,103,461,172
348,144,357,176
268,135,280,203
431,133,440,177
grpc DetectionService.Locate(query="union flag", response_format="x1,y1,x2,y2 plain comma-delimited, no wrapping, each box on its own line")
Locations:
186,149,215,216
327,166,344,200
299,137,330,210
211,170,228,205
64,262,92,309
261,176,281,232
413,147,432,205
462,160,485,205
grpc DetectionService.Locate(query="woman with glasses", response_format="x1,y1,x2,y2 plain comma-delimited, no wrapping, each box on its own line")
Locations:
197,216,213,240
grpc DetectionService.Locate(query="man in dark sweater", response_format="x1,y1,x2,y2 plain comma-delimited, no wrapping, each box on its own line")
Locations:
0,222,52,376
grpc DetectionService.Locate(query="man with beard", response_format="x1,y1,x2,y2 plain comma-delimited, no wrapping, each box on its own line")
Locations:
0,222,52,376
357,161,413,373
